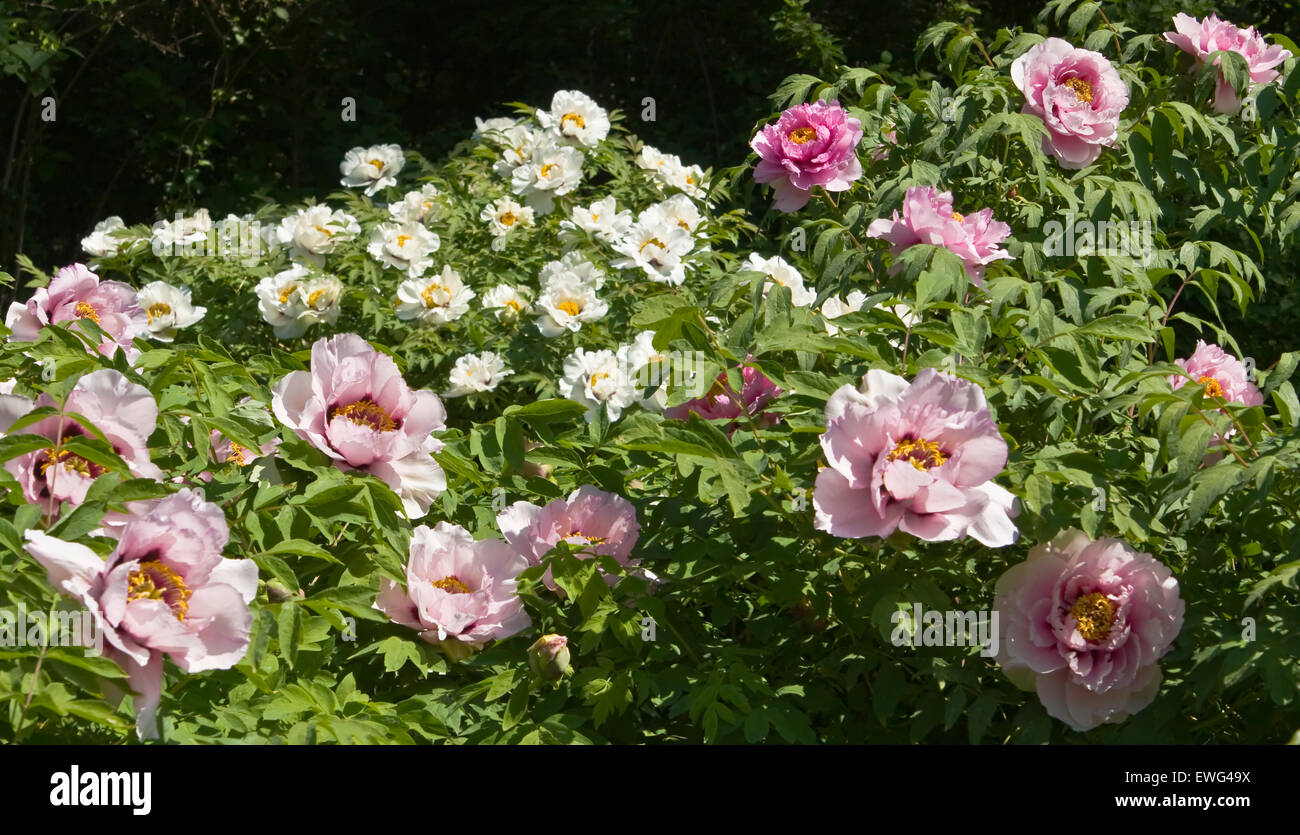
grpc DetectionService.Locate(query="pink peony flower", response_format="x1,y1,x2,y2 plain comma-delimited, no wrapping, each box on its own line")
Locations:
1164,13,1292,114
0,369,162,514
4,263,147,360
374,522,531,654
813,368,1018,545
664,362,783,430
751,100,864,212
865,186,1012,286
1167,340,1263,406
271,333,447,518
993,529,1185,732
497,485,641,590
1011,37,1129,169
25,488,258,739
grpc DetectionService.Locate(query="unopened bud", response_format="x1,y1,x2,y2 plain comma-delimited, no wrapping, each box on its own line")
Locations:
527,634,571,681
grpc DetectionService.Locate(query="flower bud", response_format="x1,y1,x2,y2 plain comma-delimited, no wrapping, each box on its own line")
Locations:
527,634,571,681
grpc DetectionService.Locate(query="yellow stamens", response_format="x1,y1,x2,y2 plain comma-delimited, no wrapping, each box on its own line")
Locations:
396,234,411,247
1069,592,1115,642
561,112,586,131
566,530,606,545
788,127,817,144
951,212,964,222
556,299,582,317
886,437,948,471
589,371,609,388
1198,375,1225,399
127,560,192,621
75,302,100,324
146,303,172,324
38,448,95,478
227,442,249,466
504,298,524,312
500,211,517,227
278,284,298,304
421,283,447,308
540,163,559,179
368,158,384,169
307,289,326,307
314,224,335,237
1063,77,1093,104
329,398,398,432
432,576,472,595
638,237,666,253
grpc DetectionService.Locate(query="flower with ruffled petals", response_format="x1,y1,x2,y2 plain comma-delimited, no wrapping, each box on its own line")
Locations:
1011,37,1129,169
664,362,782,432
537,90,611,147
751,100,864,212
271,333,447,517
5,263,146,359
1168,340,1263,406
374,522,531,653
497,485,641,590
339,144,404,195
137,281,206,342
866,186,1012,286
813,368,1018,546
1164,13,1293,115
993,529,1185,731
25,488,258,739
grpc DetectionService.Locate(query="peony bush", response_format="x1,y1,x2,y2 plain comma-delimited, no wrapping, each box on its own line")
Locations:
0,0,1297,744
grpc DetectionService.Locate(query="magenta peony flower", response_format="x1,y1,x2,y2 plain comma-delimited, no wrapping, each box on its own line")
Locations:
865,186,1012,286
271,333,447,518
1167,340,1263,406
4,263,147,360
664,362,783,429
1164,13,1293,114
1011,37,1129,169
813,368,1018,546
0,369,162,514
497,485,641,590
374,522,531,654
993,529,1185,732
751,100,864,212
25,488,258,739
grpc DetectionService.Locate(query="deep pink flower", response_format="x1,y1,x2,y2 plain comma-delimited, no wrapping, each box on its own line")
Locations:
1164,13,1292,114
1168,340,1263,406
272,333,447,517
664,363,783,429
1011,37,1129,169
4,263,147,360
814,368,1018,545
497,485,641,590
25,488,258,739
751,100,864,212
374,522,531,654
0,369,161,514
865,186,1012,286
994,529,1185,732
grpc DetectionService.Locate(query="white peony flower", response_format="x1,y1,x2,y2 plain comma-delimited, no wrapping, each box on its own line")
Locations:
537,90,610,147
387,183,443,225
367,220,441,276
474,115,521,138
510,139,585,214
746,253,817,307
395,265,475,325
611,216,693,286
444,351,514,397
81,216,135,257
482,283,533,322
637,145,706,198
539,251,606,292
276,205,360,266
620,330,671,411
151,209,213,256
256,264,343,338
559,347,636,422
535,276,608,337
339,144,405,195
559,195,634,245
491,125,544,179
480,197,535,251
644,193,703,234
137,281,206,342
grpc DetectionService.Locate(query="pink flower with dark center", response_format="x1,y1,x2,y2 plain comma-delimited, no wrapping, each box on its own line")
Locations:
1167,340,1263,406
497,485,641,590
751,100,864,212
664,363,783,431
271,333,447,517
1164,13,1293,114
813,368,1018,546
0,369,161,514
25,488,258,739
865,186,1012,286
374,522,531,655
993,529,1185,732
1011,37,1130,169
4,263,147,360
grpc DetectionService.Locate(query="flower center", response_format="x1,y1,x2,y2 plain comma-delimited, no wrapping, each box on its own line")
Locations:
227,442,249,466
540,163,559,179
565,529,607,545
146,303,172,323
278,284,298,304
38,448,99,478
1069,592,1116,642
500,211,517,227
432,576,472,594
75,302,100,324
951,212,964,222
421,283,447,308
788,126,817,144
307,289,328,307
589,371,610,389
313,224,335,237
368,157,384,170
329,398,398,432
127,560,192,621
396,234,411,247
1063,76,1093,104
556,299,582,316
1198,375,1225,399
886,437,948,471
639,237,666,253
561,112,586,131
504,298,523,312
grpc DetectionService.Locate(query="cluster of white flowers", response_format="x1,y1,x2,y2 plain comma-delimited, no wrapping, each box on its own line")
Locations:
637,144,707,199
255,264,344,339
558,329,665,422
610,194,704,286
277,205,360,266
745,253,817,307
387,183,443,225
559,195,634,245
